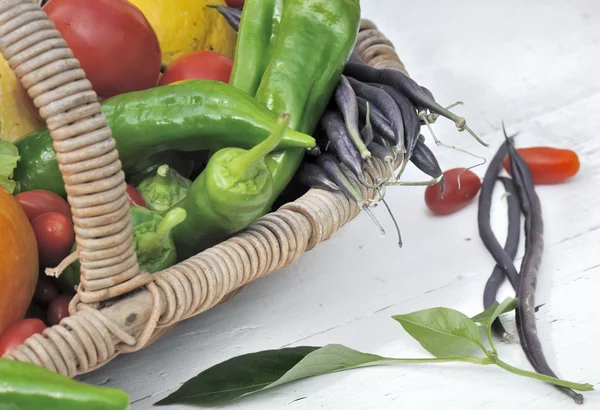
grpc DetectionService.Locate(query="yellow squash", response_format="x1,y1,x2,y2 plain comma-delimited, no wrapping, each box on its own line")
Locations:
0,55,43,143
127,0,238,65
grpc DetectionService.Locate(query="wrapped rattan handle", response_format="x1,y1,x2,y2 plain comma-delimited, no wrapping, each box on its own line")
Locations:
0,0,151,303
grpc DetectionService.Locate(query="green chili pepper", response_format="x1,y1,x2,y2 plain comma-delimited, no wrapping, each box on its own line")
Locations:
0,358,129,409
13,80,316,197
173,114,291,260
61,206,185,287
126,150,196,187
137,164,192,215
232,0,361,214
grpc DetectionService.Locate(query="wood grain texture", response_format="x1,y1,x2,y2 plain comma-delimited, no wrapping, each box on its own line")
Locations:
79,0,600,408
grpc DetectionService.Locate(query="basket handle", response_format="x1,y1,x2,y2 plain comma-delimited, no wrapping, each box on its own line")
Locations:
0,0,153,303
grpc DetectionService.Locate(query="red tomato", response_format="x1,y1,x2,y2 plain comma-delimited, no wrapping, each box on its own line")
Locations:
43,0,161,99
31,213,75,268
126,184,146,207
224,0,245,8
0,319,47,357
425,168,482,216
158,51,234,85
503,147,580,185
47,295,72,326
15,190,72,221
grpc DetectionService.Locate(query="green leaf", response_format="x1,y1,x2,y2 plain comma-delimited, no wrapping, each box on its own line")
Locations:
0,140,20,194
154,344,391,407
392,307,483,357
471,297,518,327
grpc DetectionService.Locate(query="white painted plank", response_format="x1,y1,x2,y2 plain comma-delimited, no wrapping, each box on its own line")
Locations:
79,1,600,408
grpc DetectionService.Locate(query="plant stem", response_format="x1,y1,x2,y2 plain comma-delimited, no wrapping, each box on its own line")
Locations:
230,113,290,179
356,356,494,369
494,358,594,392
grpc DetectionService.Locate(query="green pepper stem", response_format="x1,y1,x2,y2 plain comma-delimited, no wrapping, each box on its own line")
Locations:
157,164,170,178
229,113,291,180
155,208,187,244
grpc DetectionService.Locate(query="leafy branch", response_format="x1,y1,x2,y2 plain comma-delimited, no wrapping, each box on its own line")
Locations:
154,297,593,407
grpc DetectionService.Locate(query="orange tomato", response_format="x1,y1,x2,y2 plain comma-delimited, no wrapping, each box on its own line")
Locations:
503,147,580,185
0,187,39,336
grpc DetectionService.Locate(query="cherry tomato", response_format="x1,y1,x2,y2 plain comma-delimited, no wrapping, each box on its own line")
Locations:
31,212,75,268
126,184,146,207
224,0,245,8
503,147,580,185
425,168,482,216
33,275,59,305
0,319,47,356
43,0,161,99
15,190,72,221
159,51,234,86
47,295,72,326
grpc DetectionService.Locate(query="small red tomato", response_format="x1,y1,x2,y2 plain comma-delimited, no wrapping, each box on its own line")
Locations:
503,147,580,185
0,319,47,356
425,168,482,216
126,184,146,207
31,212,75,268
47,295,72,326
159,51,234,85
43,0,161,99
224,0,245,8
15,190,72,221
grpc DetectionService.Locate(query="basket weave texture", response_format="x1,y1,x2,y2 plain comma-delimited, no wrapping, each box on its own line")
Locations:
0,0,407,377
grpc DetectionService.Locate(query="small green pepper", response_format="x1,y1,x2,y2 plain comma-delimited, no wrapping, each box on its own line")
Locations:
60,207,186,288
0,358,129,409
126,150,196,187
173,114,291,260
137,164,192,215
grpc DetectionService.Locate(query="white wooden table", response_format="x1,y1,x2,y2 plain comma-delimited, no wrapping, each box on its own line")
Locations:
80,1,600,408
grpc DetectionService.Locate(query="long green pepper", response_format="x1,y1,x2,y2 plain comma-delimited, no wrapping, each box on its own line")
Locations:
0,359,129,410
13,80,316,197
233,0,361,214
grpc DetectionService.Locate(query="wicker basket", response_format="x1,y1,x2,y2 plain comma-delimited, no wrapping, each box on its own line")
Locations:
0,0,408,377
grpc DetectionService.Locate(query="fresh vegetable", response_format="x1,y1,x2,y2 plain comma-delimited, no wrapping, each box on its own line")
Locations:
334,75,370,160
344,56,486,147
126,150,196,187
502,146,580,185
409,138,444,188
126,184,146,207
33,276,58,306
138,165,191,214
14,80,317,197
173,114,291,260
0,187,38,336
296,162,340,192
0,319,46,357
347,76,404,150
0,358,130,409
0,55,43,143
357,96,395,144
15,190,72,221
478,142,520,291
127,0,237,65
159,50,234,85
156,298,592,407
0,140,20,194
424,168,481,216
47,295,72,326
502,132,583,403
481,176,520,339
31,212,75,268
235,0,361,215
43,0,162,99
